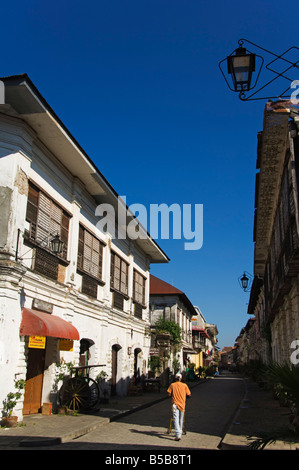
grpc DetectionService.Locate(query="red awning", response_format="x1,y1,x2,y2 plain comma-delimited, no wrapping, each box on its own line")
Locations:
192,325,210,338
20,308,80,340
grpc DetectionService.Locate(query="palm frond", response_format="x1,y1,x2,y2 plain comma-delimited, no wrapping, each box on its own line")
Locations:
248,428,299,450
265,362,299,406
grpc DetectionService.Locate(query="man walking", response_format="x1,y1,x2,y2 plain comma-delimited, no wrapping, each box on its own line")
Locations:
167,373,191,441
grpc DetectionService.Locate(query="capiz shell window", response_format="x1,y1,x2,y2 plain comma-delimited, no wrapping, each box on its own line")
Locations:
133,269,146,306
110,252,128,296
77,225,104,280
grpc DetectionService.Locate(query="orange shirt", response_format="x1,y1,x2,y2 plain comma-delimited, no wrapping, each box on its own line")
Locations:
167,381,191,412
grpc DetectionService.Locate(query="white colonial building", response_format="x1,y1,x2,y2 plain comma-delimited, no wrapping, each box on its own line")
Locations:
0,74,168,420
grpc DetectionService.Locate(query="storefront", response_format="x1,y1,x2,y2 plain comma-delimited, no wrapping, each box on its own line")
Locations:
19,308,80,414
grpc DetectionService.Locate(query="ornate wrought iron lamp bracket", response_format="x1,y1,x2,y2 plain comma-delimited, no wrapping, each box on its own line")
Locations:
219,38,299,101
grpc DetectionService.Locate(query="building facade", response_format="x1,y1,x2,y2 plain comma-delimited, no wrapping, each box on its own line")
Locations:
248,102,299,364
149,275,195,373
234,318,257,367
191,307,218,368
219,346,236,370
191,306,208,369
0,74,168,420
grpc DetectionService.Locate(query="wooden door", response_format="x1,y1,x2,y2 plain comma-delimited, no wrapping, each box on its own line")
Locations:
23,347,45,415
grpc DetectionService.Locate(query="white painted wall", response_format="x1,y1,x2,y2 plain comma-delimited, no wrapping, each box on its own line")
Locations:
0,115,153,419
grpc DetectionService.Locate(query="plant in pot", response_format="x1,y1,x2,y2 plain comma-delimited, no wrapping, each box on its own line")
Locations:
53,360,74,414
96,371,110,403
2,379,26,427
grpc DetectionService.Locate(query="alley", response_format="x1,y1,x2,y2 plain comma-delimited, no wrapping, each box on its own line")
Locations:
48,374,245,450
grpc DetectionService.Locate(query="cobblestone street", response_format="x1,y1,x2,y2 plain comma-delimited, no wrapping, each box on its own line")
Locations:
2,372,297,453
37,375,245,450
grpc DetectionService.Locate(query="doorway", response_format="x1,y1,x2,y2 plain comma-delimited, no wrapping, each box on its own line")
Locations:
134,348,142,383
23,347,46,415
111,344,121,396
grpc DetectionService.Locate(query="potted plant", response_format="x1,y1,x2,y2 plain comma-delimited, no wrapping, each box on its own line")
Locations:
2,379,26,427
96,371,110,403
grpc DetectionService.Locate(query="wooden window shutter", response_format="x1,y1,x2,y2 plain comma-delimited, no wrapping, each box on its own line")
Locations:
134,303,143,319
113,291,124,310
77,225,84,271
113,254,121,291
82,274,98,298
111,252,128,296
26,184,39,238
133,269,145,306
36,192,51,246
121,260,128,296
77,225,103,281
34,247,58,280
26,182,70,260
60,212,70,258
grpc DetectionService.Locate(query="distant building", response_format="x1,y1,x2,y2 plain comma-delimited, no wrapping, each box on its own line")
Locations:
219,347,235,369
234,318,256,366
149,275,195,373
191,308,218,368
191,306,209,368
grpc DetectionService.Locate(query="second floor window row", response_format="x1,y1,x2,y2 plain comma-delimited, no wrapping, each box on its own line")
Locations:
25,182,146,303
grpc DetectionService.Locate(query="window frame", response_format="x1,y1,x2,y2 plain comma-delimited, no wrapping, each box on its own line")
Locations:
133,269,146,307
77,224,105,284
25,181,70,262
110,251,129,298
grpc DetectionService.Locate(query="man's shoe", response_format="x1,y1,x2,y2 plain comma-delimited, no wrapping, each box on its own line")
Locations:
175,437,181,441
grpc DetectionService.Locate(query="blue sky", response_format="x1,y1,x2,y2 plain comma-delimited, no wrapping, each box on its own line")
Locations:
1,0,298,348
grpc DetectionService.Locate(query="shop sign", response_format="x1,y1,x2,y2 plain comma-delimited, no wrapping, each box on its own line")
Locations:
59,339,74,351
29,335,46,349
32,298,53,313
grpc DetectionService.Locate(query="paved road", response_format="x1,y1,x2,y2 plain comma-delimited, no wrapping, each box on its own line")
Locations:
46,374,246,451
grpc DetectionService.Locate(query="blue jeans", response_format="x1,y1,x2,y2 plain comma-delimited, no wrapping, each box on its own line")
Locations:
172,404,184,438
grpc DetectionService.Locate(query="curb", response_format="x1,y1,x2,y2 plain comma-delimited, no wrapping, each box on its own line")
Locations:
19,437,62,447
218,377,248,450
19,416,110,447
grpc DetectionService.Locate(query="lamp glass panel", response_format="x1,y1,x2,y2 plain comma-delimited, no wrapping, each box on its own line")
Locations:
232,55,251,87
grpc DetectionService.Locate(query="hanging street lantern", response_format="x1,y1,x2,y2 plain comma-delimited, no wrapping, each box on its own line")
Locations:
50,234,64,255
240,273,249,290
227,46,256,92
238,271,253,292
219,38,299,101
15,230,64,261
